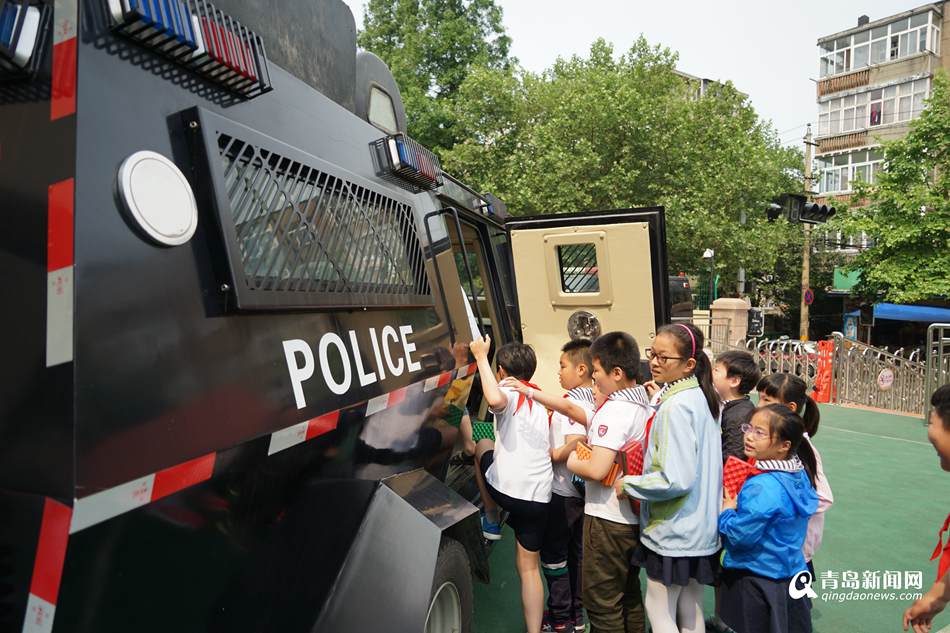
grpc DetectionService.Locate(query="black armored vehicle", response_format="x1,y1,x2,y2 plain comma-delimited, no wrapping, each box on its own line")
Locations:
0,1,673,631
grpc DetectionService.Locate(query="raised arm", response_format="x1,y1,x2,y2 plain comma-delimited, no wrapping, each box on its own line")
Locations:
470,335,507,411
499,377,590,426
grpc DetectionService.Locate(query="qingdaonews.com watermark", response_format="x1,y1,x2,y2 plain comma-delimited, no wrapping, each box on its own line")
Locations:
789,570,925,603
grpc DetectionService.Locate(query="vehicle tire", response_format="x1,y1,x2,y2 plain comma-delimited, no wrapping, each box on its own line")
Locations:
425,538,473,633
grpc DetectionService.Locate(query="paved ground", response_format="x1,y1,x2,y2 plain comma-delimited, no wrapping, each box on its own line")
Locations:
473,403,950,633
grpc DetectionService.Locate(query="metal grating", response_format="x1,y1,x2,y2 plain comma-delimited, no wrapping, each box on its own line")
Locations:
557,243,599,293
212,131,431,310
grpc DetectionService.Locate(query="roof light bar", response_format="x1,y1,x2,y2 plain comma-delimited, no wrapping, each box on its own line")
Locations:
370,133,443,193
0,0,50,79
105,0,271,98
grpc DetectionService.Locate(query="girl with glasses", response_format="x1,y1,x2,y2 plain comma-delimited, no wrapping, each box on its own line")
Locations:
718,405,818,633
617,323,723,633
756,373,833,583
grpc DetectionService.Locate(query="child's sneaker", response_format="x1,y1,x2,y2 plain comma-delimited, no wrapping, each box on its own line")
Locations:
481,514,502,540
541,623,570,633
572,611,586,632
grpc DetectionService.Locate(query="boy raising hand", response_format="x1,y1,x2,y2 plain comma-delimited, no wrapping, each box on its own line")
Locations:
467,334,553,633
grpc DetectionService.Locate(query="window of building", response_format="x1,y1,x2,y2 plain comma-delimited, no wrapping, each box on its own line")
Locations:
818,148,886,194
818,11,939,77
818,78,929,136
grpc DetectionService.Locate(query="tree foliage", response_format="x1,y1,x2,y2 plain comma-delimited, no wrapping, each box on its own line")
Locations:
358,0,511,150
442,39,804,287
838,72,950,303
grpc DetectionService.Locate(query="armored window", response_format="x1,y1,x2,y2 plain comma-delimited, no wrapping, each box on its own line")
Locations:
557,244,599,294
369,86,398,134
189,109,431,310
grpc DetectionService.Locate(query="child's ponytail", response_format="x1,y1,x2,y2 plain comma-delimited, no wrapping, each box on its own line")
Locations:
795,432,819,488
801,394,820,437
756,373,821,437
657,323,720,418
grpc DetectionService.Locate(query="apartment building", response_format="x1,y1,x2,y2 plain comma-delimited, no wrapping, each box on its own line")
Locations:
815,4,948,210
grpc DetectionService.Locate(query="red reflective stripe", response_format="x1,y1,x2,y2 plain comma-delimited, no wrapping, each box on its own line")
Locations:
29,499,72,605
306,410,339,440
388,386,408,408
437,372,452,388
47,179,74,272
51,37,77,120
151,453,216,501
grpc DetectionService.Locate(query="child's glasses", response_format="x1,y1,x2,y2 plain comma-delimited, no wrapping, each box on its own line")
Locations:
645,348,685,364
740,423,770,440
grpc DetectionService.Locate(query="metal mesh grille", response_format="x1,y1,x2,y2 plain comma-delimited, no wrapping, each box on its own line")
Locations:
216,132,430,308
557,243,600,293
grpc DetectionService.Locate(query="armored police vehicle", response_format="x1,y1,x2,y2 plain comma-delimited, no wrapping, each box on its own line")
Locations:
0,0,672,631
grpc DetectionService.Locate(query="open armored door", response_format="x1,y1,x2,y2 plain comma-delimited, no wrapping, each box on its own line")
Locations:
506,208,671,394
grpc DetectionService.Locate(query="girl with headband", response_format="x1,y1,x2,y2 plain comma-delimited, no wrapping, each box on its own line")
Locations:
616,323,723,633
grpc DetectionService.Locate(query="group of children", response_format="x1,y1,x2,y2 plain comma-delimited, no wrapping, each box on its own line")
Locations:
462,323,832,633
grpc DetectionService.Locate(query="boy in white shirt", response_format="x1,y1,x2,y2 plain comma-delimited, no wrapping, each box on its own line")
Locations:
544,339,595,632
507,332,650,633
468,335,553,633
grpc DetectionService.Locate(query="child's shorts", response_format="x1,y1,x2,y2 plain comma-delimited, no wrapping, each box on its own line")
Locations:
479,450,548,551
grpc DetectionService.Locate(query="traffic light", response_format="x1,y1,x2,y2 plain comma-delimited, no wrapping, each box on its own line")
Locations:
765,194,835,224
800,202,836,224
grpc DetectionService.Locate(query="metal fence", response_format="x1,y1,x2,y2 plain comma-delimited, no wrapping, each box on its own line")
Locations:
926,324,950,422
830,334,926,416
743,338,820,392
739,333,936,417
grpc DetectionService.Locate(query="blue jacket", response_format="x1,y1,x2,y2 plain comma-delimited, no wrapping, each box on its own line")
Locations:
719,466,818,579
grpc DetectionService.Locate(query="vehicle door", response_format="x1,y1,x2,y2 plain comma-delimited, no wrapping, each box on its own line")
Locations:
505,208,671,394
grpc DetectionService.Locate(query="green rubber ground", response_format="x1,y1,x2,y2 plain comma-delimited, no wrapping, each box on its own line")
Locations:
473,403,950,633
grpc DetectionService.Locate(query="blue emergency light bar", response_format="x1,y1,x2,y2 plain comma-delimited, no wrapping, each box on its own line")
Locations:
105,0,271,97
0,0,49,78
370,133,443,193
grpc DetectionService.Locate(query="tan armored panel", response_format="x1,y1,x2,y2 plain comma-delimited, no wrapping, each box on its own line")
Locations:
510,222,657,395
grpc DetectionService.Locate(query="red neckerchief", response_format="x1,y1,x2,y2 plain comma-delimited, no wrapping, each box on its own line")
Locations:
930,513,950,580
514,380,542,414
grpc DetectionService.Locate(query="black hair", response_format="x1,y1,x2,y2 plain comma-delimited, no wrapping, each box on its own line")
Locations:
656,323,720,418
590,332,640,383
757,373,820,437
715,350,762,396
756,404,818,488
932,384,950,429
496,342,537,381
561,339,593,372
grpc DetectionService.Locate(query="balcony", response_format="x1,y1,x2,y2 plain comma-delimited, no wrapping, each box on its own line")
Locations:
817,131,869,154
818,68,870,97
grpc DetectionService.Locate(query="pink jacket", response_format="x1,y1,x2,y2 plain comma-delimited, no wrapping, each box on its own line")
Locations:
803,434,833,562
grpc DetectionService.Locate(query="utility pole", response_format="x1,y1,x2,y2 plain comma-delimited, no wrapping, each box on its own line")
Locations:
800,124,815,340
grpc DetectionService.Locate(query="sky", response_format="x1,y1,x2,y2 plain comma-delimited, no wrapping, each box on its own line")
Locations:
342,0,931,148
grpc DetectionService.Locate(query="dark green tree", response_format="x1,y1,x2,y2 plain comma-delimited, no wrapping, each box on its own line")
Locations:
443,38,804,290
357,0,512,151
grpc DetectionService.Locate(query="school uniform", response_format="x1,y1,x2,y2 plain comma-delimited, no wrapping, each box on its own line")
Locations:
542,387,594,628
624,376,723,586
479,384,553,552
721,397,756,462
718,456,819,633
581,386,650,633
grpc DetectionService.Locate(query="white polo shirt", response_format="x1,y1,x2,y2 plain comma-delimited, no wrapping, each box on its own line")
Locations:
486,385,553,503
584,386,650,524
550,387,595,499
